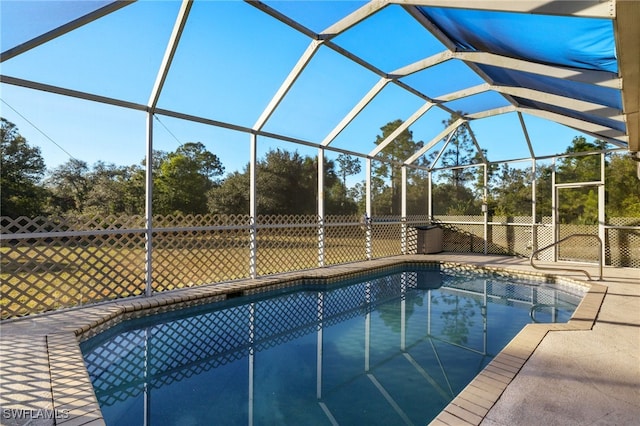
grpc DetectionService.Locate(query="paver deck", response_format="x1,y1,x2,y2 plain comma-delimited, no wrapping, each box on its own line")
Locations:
1,254,638,425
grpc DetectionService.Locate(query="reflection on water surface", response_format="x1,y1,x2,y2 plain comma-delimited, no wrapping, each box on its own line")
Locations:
82,266,584,425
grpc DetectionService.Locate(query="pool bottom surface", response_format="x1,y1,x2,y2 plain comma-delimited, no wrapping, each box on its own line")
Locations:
81,266,584,425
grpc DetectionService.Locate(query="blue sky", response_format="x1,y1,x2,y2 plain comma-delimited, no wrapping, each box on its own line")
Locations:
0,0,597,183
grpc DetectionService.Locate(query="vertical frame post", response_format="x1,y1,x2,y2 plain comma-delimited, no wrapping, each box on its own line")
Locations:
318,148,325,267
531,158,538,255
428,170,433,219
144,113,153,297
145,0,192,296
249,134,258,279
599,152,606,265
365,158,372,260
401,165,407,255
551,158,557,262
483,163,488,255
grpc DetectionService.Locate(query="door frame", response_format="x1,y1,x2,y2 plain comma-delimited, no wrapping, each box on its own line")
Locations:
551,153,605,263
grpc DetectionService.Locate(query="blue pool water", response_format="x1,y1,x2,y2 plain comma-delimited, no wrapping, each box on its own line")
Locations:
81,265,585,425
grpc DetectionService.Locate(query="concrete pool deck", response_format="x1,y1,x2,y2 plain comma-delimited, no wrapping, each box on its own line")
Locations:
0,254,638,425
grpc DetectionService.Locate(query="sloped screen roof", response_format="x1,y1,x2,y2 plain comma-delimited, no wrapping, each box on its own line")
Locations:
1,0,638,164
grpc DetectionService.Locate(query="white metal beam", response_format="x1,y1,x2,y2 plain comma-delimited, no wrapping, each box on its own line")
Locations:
368,101,434,156
464,122,487,164
390,1,616,18
566,127,628,148
466,105,516,120
518,107,628,142
427,128,457,169
253,40,323,131
144,112,153,297
493,85,625,121
389,50,452,78
1,75,147,111
615,0,640,151
402,5,459,51
405,118,465,164
455,51,621,89
517,112,536,158
434,83,490,103
320,0,388,39
148,0,192,110
249,134,257,279
321,77,391,146
0,1,136,63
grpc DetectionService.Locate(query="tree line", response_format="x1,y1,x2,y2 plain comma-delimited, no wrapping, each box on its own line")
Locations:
2,116,639,223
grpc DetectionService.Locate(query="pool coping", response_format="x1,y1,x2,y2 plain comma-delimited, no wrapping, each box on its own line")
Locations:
0,255,606,426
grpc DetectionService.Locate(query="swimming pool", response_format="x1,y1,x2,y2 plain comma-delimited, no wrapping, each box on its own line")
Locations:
81,265,585,425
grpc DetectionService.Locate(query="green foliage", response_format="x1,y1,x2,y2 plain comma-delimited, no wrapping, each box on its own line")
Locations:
257,149,317,215
372,119,426,214
556,136,605,184
406,168,429,215
154,142,224,215
84,162,145,215
554,137,605,224
46,159,91,213
2,115,639,223
430,114,485,215
1,118,48,217
207,170,250,214
208,148,357,215
487,164,533,216
606,153,640,219
336,153,361,187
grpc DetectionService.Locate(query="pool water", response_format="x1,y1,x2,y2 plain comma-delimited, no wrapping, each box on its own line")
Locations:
81,266,585,425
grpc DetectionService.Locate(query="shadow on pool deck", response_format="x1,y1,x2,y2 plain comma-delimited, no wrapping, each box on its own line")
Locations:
0,254,638,426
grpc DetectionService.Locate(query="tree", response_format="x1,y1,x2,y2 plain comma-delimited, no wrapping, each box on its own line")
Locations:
488,164,533,217
255,149,315,215
207,148,356,215
84,162,145,215
534,163,553,221
606,153,640,218
372,120,426,215
430,114,485,215
556,136,606,184
207,170,250,215
432,116,479,188
0,118,48,217
554,137,606,224
332,153,362,214
336,153,361,187
46,158,90,214
154,142,224,215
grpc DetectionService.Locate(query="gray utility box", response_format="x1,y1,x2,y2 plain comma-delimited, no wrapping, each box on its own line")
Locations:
415,225,443,254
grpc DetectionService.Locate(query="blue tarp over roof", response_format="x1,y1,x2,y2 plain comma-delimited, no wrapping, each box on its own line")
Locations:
477,64,623,110
416,4,627,147
418,7,618,73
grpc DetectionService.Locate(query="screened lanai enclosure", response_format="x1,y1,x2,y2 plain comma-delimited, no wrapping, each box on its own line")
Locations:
1,0,639,318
